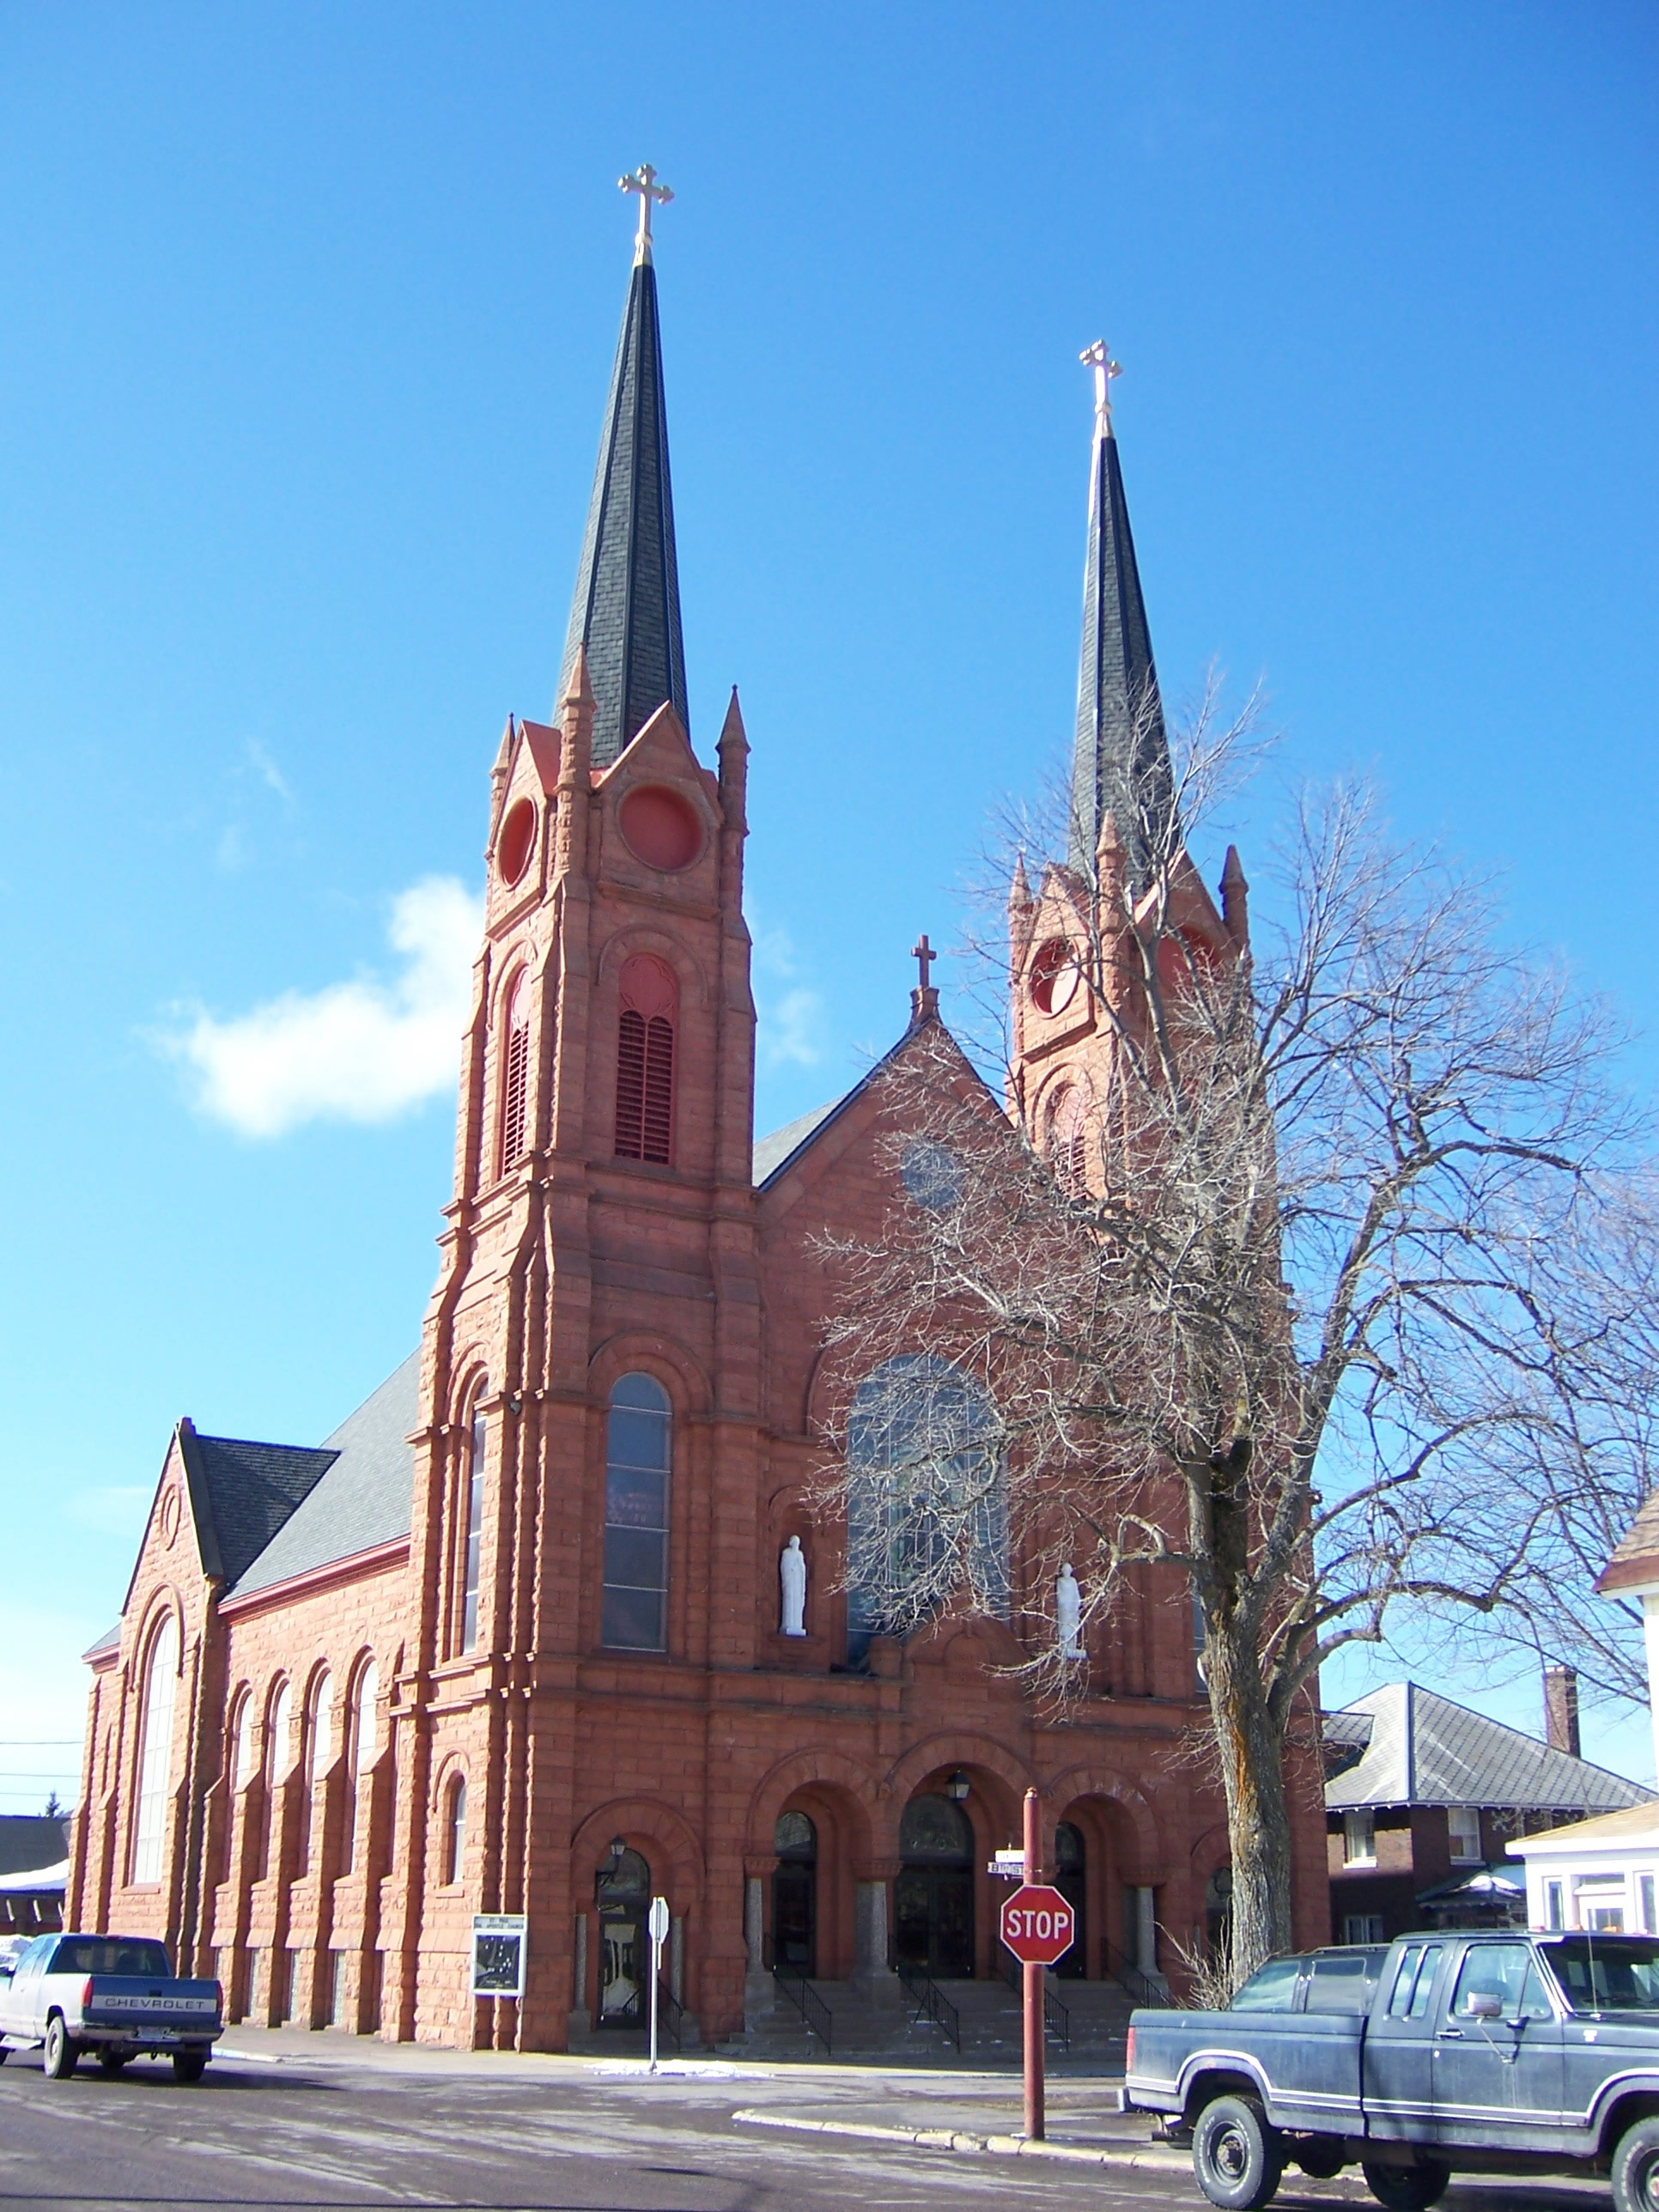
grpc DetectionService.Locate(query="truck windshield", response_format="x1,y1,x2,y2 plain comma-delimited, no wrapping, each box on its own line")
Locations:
49,1939,173,1978
1230,1957,1301,2010
1540,1938,1659,2013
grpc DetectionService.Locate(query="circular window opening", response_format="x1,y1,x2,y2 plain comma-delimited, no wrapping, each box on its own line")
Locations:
619,785,702,872
498,798,537,887
1030,938,1080,1016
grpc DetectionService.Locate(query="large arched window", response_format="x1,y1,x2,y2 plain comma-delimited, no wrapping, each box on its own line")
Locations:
601,1373,672,1651
614,956,676,1164
460,1395,487,1654
1045,1084,1088,1200
257,1678,291,1882
305,1671,333,1866
341,1660,378,1875
444,1775,467,1887
232,1692,256,1790
130,1613,179,1885
845,1355,1008,1661
499,970,532,1172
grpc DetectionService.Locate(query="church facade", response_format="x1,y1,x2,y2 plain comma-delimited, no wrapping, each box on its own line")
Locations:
69,191,1328,2050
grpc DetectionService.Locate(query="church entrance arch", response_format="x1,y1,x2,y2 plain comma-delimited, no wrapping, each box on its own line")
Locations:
771,1812,817,1978
596,1846,651,2026
896,1793,975,1979
1054,1820,1087,1981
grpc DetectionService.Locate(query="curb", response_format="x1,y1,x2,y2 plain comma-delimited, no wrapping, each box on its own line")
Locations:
732,2107,1191,2173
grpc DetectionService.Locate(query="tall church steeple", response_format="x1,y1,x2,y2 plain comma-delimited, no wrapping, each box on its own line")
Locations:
1068,341,1176,889
557,165,689,768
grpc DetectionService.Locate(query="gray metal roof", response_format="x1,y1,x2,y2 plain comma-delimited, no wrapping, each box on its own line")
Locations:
224,1353,419,1599
557,252,687,766
0,1816,70,1879
1324,1682,1649,1815
1069,406,1175,886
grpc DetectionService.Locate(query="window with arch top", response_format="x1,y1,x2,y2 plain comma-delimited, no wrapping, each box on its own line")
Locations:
444,1774,467,1886
1045,1084,1088,1201
602,1373,672,1650
614,956,676,1164
499,971,532,1172
130,1613,179,1885
460,1395,487,1655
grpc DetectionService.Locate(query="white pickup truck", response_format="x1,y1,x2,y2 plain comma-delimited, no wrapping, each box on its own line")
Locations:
0,1932,222,2081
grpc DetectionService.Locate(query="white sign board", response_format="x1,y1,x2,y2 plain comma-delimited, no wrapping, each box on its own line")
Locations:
988,1849,1026,1879
471,1911,527,1999
647,1895,671,1943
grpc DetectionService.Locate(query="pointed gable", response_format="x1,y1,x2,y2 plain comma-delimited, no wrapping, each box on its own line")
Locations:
176,1424,338,1589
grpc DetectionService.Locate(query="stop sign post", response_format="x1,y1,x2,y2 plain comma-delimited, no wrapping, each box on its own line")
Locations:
1000,1884,1076,1966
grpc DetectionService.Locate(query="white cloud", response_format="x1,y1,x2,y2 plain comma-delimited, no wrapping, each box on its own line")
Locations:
167,877,483,1138
752,915,826,1070
245,737,292,805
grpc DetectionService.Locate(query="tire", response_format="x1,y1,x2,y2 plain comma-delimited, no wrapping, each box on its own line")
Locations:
42,2015,78,2081
1613,2116,1659,2212
1192,2093,1285,2211
1296,2139,1346,2179
95,2049,130,2077
171,2049,208,2085
1361,2160,1451,2211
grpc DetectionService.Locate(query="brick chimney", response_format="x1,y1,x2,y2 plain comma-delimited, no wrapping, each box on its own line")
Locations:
1544,1666,1581,1759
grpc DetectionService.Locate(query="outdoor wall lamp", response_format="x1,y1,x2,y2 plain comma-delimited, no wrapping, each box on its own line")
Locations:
945,1770,970,1802
607,1836,628,1869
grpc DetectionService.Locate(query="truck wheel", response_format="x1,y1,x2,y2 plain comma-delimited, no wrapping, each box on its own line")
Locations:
1192,2093,1285,2210
1360,2160,1450,2211
1613,2116,1659,2212
171,2050,208,2085
42,2015,79,2080
95,2049,130,2077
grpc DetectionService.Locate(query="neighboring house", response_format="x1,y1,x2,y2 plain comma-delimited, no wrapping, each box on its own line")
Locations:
1510,1493,1659,1931
0,1814,72,1935
1324,1680,1648,1943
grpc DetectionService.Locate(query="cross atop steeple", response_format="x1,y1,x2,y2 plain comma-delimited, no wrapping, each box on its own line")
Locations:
619,162,673,265
1079,339,1122,436
909,933,939,1027
912,933,935,989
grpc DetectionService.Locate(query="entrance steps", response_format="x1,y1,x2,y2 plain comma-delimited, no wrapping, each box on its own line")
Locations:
737,1971,1135,2064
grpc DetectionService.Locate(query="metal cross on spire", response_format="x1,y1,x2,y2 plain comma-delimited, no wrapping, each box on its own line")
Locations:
1079,339,1122,436
619,162,674,264
912,933,936,988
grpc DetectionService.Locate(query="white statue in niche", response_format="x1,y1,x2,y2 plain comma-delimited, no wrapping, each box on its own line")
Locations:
780,1536,808,1636
1056,1563,1084,1659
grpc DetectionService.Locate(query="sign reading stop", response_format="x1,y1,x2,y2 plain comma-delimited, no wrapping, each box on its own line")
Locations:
1000,1882,1076,1966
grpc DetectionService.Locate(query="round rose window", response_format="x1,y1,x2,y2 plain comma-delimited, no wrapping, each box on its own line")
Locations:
1030,937,1080,1016
498,797,537,887
619,785,702,872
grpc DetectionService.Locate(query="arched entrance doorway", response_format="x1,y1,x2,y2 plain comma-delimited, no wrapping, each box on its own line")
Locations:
596,1845,651,2026
1054,1820,1086,1980
896,1793,975,1978
772,1811,817,1976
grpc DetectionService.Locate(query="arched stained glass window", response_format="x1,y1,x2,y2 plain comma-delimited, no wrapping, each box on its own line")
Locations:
601,1373,671,1651
500,971,532,1172
131,1614,179,1885
614,957,676,1165
461,1398,486,1654
845,1355,1007,1662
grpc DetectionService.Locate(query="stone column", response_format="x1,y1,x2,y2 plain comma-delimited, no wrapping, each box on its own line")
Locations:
743,1874,775,2029
852,1875,902,2009
568,1912,591,2039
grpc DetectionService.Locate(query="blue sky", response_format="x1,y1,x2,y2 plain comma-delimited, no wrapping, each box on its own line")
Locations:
3,3,1656,1810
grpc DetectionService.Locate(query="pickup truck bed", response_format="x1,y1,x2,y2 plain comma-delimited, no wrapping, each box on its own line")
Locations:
1124,1930,1659,2210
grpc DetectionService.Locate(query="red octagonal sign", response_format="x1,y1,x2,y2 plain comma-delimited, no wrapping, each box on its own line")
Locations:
1000,1882,1076,1966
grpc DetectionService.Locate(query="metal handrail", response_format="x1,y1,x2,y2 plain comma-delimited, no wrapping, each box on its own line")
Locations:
994,1944,1071,2050
1102,1936,1171,2008
656,1979,684,2053
895,1957,961,2051
770,1959,833,2056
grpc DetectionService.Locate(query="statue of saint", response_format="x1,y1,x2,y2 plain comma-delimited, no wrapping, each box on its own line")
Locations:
1056,1563,1084,1659
780,1535,808,1636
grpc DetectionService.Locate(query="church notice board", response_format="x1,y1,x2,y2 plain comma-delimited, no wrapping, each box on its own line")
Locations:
471,1913,528,1998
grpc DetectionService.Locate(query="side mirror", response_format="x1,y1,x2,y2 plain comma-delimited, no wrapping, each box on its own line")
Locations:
1466,1991,1504,2021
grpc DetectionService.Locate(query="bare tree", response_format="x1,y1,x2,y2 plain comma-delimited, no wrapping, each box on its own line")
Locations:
811,696,1651,1989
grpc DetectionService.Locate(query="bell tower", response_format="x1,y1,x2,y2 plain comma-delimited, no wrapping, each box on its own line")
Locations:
388,173,763,2051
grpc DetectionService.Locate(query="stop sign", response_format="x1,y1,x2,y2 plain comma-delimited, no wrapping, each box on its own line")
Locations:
1000,1882,1076,1966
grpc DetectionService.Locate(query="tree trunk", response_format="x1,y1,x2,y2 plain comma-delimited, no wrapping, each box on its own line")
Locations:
1204,1630,1295,1990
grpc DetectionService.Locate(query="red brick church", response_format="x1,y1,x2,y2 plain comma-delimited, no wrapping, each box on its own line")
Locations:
69,181,1328,2049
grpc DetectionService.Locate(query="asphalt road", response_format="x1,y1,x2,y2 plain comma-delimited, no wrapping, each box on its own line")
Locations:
0,2043,1613,2212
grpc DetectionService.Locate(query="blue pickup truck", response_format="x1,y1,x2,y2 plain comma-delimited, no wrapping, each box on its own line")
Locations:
1123,1930,1659,2211
0,1932,222,2081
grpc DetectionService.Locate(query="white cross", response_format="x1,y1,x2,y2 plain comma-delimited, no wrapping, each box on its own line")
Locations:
1079,338,1122,432
619,162,674,262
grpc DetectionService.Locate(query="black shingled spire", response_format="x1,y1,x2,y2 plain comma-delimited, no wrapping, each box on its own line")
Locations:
557,237,688,767
1068,348,1176,888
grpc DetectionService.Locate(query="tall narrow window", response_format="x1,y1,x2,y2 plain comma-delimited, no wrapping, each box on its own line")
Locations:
342,1660,378,1875
1045,1085,1088,1200
461,1399,486,1653
602,1374,672,1650
613,956,677,1164
258,1680,292,1881
232,1694,256,1790
131,1614,179,1885
445,1776,467,1886
306,1671,333,1867
499,972,531,1172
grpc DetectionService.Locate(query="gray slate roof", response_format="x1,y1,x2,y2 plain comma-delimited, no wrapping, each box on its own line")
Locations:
225,1352,420,1599
0,1816,71,1879
179,1429,337,1588
1324,1682,1650,1816
557,251,687,766
753,1096,855,1189
1069,409,1175,887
